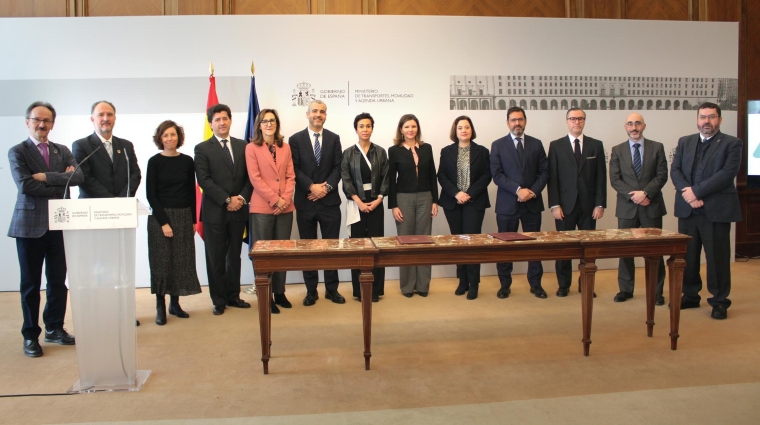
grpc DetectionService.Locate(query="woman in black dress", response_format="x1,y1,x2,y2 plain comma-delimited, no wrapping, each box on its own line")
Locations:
146,120,202,325
341,113,389,302
437,116,491,299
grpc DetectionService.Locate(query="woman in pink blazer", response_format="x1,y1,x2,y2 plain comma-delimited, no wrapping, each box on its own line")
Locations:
245,109,295,314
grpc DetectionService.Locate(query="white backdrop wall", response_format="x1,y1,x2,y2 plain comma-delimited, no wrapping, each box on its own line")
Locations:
0,15,738,292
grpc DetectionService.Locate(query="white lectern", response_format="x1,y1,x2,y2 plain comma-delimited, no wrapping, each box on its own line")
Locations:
49,197,151,393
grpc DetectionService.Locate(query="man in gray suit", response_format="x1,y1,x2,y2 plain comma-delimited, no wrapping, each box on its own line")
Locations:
8,102,83,357
609,113,668,305
195,104,253,316
671,102,742,320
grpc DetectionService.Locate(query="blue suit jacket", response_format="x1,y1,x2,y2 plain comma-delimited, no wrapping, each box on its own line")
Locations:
8,138,84,238
289,128,343,210
670,131,742,223
490,134,548,216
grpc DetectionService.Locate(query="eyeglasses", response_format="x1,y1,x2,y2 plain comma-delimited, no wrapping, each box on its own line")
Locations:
697,115,719,120
508,118,526,124
29,117,54,125
260,119,277,126
625,121,644,127
567,117,586,123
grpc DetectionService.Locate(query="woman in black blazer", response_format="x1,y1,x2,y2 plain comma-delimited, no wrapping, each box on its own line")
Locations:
437,116,492,299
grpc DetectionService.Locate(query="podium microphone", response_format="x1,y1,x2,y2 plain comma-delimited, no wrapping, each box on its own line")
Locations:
64,144,103,199
124,147,130,197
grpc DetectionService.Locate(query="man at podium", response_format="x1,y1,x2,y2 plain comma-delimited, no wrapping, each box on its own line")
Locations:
72,100,142,325
8,102,84,357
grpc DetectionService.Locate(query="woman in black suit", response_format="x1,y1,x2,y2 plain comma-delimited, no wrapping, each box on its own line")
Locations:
437,116,491,300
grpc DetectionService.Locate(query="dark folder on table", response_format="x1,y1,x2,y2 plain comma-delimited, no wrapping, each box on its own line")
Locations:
487,232,536,241
396,235,434,244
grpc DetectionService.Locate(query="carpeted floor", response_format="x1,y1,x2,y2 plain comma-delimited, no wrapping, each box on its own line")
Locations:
1,261,759,425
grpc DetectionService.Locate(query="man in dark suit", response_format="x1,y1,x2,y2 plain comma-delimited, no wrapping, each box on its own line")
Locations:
609,113,668,305
73,100,142,325
9,102,84,357
195,104,253,316
490,107,549,299
548,107,607,297
289,100,345,306
671,102,742,320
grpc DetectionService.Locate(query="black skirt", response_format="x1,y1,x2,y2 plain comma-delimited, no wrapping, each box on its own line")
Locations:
147,207,202,296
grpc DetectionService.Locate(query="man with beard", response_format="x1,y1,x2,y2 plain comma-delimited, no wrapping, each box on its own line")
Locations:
609,113,668,305
547,108,607,297
670,102,742,320
489,107,549,299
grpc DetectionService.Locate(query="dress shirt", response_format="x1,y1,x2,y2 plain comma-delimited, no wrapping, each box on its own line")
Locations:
629,139,644,166
214,135,234,163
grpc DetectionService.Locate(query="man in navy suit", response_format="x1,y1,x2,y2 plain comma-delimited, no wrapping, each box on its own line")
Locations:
671,102,743,320
289,100,345,306
195,104,253,315
548,108,607,297
490,107,549,299
8,102,83,357
73,100,142,325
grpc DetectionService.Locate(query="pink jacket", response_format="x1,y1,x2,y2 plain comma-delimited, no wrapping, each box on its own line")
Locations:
245,141,296,214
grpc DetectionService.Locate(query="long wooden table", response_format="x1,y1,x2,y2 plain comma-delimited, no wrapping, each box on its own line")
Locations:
249,229,690,374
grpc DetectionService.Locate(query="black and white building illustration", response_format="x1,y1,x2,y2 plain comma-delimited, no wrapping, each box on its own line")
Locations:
450,75,738,111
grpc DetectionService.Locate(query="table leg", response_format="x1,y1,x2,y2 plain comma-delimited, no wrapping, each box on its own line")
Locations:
360,268,373,370
667,256,686,350
256,273,272,374
644,257,659,337
579,259,597,356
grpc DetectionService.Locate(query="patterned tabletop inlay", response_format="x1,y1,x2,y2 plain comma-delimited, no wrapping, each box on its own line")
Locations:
563,228,689,241
371,232,580,249
251,238,377,253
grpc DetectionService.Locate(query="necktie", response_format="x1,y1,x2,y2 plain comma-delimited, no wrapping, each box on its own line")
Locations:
104,140,113,160
221,139,234,170
515,137,524,165
38,143,50,168
632,143,642,179
313,133,321,166
574,138,582,167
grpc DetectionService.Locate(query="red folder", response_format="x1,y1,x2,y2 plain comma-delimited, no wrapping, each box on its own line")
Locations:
396,235,434,244
487,232,536,241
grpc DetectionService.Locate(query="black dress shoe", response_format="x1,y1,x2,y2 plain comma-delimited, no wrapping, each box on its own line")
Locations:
497,287,511,299
680,300,701,309
454,283,468,296
655,295,665,306
227,299,251,308
169,296,190,318
156,296,167,326
372,296,380,302
613,292,633,302
530,286,548,299
711,305,728,320
556,287,569,297
402,292,414,298
325,290,346,304
271,298,280,314
274,294,292,308
44,328,75,345
213,305,225,315
136,320,140,326
416,291,428,297
467,283,479,300
303,291,318,306
24,339,42,357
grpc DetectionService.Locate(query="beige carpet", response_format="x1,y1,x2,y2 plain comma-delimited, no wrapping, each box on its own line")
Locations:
1,261,759,424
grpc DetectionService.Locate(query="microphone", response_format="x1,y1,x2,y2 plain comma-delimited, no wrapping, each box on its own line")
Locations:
64,144,103,199
124,147,130,197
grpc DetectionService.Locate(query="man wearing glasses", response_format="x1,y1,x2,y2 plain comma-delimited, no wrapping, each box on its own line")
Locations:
490,106,549,299
547,108,607,297
9,102,83,357
670,102,742,320
609,113,668,305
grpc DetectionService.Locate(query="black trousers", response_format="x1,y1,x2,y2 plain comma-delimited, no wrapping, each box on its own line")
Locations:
496,204,543,288
554,202,595,289
350,192,385,298
17,231,68,340
678,214,732,308
444,203,486,285
296,203,341,292
203,220,246,308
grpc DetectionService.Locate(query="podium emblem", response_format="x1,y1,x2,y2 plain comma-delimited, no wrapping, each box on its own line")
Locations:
54,207,70,223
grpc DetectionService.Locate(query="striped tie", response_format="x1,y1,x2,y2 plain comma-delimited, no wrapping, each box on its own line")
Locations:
632,143,642,179
313,133,321,166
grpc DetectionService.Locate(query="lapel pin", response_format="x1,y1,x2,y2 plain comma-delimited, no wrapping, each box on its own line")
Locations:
117,150,121,154
53,150,58,154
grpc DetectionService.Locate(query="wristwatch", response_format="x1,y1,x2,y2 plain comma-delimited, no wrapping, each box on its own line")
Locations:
225,197,231,204
325,184,333,193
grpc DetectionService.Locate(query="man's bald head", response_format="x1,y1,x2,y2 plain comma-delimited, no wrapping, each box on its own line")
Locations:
624,113,646,141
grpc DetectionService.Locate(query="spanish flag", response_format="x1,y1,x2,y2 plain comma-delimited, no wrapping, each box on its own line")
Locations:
196,71,219,239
